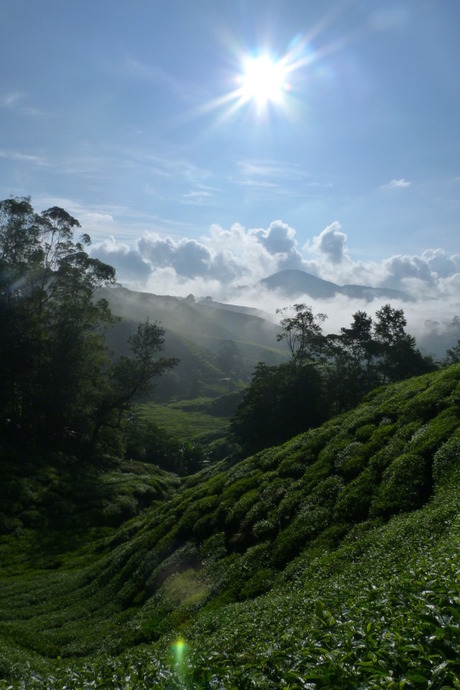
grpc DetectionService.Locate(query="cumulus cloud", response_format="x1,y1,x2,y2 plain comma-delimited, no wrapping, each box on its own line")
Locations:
309,221,347,264
91,237,151,282
92,220,318,295
251,220,308,271
90,218,460,326
374,249,460,299
422,249,460,277
89,218,460,358
138,234,212,278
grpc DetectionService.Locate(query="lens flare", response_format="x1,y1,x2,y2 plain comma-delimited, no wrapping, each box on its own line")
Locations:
172,636,187,667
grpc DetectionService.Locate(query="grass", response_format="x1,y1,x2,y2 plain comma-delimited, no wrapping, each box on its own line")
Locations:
136,397,234,444
0,365,459,688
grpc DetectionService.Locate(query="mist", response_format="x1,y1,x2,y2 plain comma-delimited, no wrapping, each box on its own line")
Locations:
91,218,460,360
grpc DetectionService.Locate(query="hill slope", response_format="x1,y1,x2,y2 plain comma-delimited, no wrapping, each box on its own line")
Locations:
0,365,459,688
99,286,289,401
102,286,287,363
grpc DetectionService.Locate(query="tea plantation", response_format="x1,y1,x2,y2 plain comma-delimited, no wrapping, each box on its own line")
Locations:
0,365,459,688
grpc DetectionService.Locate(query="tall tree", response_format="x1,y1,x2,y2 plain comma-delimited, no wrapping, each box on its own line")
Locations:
90,321,178,447
441,339,460,367
325,311,379,412
373,304,434,383
0,197,178,453
276,304,327,363
230,360,327,455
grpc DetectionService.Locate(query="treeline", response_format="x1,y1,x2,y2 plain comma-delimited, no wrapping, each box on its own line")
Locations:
0,197,177,455
231,303,439,454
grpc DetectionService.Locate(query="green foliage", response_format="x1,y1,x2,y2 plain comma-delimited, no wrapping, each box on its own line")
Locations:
370,452,431,518
333,466,378,522
441,337,460,366
0,366,459,688
230,303,437,459
231,359,328,454
432,427,460,484
0,197,178,455
127,396,236,470
276,303,327,362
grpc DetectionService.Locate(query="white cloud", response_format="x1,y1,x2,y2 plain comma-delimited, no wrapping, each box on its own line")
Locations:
0,92,24,108
91,236,151,282
90,219,460,315
89,218,460,358
381,178,412,190
83,212,114,225
0,150,51,167
138,234,213,279
309,221,347,264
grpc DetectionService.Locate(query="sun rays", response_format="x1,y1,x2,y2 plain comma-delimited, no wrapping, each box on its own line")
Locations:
186,36,317,130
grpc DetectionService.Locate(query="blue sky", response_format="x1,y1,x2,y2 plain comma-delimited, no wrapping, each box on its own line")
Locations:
1,0,459,307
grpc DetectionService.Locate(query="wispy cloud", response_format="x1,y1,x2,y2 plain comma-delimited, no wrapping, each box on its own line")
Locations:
235,158,312,195
237,159,306,180
181,188,215,206
0,91,24,108
381,178,412,190
118,57,205,104
0,91,44,117
0,150,51,167
118,147,213,183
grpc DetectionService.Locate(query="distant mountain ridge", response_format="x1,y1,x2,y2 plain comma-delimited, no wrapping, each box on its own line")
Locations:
261,269,410,301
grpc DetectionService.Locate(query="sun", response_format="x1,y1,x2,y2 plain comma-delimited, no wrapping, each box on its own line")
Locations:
190,40,311,126
239,54,288,108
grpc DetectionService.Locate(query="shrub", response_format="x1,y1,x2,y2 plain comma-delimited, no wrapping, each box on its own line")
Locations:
353,423,376,442
370,452,431,519
334,441,369,479
252,518,277,541
199,532,227,566
277,484,305,525
177,495,219,539
432,428,460,484
272,507,331,568
278,449,308,478
192,512,218,540
308,475,344,510
333,467,379,523
272,518,311,567
408,410,459,457
225,488,259,529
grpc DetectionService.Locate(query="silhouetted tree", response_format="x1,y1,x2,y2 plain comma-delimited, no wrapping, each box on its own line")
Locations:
90,321,178,448
441,339,460,367
230,360,327,455
276,304,327,363
325,311,379,412
0,197,178,454
373,304,435,383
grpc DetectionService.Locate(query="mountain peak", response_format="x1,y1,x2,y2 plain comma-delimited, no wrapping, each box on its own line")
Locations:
261,269,410,302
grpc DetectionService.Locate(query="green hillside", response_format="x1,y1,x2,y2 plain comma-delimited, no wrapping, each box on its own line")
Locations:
1,365,459,688
101,286,289,389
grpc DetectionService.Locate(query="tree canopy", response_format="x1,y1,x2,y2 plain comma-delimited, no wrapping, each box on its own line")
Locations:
231,303,436,455
0,197,177,454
